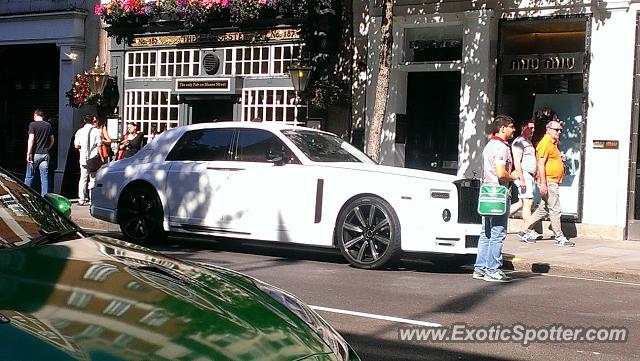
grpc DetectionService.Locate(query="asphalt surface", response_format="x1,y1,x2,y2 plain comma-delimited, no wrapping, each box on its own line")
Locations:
93,233,639,361
71,203,640,282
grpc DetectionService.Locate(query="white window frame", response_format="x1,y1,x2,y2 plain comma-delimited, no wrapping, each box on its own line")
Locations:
220,44,300,76
83,263,118,282
241,87,305,124
126,49,200,79
158,49,200,78
124,89,180,140
125,51,157,79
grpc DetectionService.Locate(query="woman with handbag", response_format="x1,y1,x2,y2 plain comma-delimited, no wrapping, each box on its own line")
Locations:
97,118,113,161
118,123,144,159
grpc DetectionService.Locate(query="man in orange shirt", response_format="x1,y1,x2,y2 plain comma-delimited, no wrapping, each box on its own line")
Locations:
519,120,575,246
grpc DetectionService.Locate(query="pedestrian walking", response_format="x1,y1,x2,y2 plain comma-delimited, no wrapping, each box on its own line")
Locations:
118,123,144,159
74,114,102,206
509,118,542,239
24,109,54,196
518,120,575,246
473,115,519,283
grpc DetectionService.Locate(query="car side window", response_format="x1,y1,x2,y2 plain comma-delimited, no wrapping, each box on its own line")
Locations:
236,129,294,163
166,129,233,161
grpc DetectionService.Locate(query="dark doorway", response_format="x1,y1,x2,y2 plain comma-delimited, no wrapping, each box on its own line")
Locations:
190,98,235,124
0,44,59,181
405,71,460,175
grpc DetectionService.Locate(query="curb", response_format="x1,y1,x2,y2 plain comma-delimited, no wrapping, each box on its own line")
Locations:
71,216,120,233
503,256,640,283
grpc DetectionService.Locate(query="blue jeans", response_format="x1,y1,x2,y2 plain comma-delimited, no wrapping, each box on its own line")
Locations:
474,212,508,273
24,153,49,196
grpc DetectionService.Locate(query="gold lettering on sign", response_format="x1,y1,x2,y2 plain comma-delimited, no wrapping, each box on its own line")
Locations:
511,58,539,71
177,80,229,89
543,56,575,70
132,28,301,47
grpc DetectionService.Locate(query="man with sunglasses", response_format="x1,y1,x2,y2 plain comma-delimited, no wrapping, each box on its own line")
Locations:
519,120,575,246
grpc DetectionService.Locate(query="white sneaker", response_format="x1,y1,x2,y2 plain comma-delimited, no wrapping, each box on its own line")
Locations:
529,230,544,240
554,236,575,247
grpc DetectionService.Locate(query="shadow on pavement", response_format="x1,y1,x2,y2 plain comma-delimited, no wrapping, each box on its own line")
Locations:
89,231,541,278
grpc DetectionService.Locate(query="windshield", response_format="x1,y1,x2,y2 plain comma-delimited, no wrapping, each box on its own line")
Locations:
0,170,81,249
282,130,376,164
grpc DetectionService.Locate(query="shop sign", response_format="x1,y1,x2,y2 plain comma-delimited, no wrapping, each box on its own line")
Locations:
593,140,619,149
132,28,300,47
501,52,584,75
176,78,230,92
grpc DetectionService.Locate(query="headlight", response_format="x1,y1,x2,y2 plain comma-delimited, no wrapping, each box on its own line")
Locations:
253,280,351,361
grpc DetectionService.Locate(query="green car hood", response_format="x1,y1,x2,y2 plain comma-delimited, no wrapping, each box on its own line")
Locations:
0,236,335,360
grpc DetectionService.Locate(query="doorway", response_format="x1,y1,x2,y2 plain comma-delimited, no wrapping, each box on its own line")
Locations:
190,98,235,124
0,44,59,179
404,71,460,175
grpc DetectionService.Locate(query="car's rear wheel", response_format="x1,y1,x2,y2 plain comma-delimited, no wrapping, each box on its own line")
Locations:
336,196,401,269
118,184,165,244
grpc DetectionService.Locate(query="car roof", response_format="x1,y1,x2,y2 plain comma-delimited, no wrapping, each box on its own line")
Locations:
174,121,329,134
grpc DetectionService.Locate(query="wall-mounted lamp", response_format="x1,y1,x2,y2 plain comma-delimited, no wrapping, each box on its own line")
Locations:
86,56,109,96
287,61,312,125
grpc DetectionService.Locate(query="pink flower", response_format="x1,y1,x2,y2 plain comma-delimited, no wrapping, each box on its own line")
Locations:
94,4,103,16
258,0,268,4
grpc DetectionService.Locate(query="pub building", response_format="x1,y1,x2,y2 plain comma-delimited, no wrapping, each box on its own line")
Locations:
356,1,640,240
100,0,351,144
107,27,308,136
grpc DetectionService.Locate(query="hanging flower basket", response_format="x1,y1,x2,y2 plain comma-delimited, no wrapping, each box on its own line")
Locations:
95,0,309,29
65,74,103,109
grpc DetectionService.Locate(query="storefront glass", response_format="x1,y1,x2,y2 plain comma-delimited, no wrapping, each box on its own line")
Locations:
497,17,588,219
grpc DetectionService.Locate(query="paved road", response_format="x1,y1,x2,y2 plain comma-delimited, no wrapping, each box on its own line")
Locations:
100,232,640,361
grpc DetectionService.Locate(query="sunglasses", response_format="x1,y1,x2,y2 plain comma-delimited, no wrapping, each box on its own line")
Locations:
551,128,563,132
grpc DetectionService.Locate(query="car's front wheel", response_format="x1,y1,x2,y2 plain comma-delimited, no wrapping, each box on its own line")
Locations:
118,184,165,244
335,196,401,269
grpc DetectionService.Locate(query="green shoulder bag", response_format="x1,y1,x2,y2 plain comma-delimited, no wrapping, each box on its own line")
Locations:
477,184,508,216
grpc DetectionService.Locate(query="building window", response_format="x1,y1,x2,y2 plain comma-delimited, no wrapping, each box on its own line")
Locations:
126,51,157,78
78,325,104,338
103,300,132,317
126,49,200,78
124,90,179,140
271,44,301,74
159,49,200,77
83,263,118,282
67,291,92,308
222,44,300,76
139,310,169,327
242,87,305,123
113,334,134,348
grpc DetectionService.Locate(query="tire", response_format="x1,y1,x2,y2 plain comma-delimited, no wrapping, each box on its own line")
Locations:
335,196,401,269
118,184,165,244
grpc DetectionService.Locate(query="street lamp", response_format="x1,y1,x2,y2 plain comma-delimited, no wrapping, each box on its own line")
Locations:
287,61,312,125
86,56,109,96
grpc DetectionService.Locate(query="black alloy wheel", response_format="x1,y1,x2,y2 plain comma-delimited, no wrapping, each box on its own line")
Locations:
118,185,165,244
336,196,401,269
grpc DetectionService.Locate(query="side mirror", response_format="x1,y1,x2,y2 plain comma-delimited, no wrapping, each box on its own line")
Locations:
266,148,288,166
44,193,72,217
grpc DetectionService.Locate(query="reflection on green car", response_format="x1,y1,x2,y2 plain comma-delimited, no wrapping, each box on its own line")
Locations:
0,167,360,361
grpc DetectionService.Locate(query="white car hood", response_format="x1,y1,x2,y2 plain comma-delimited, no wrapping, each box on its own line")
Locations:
314,162,460,183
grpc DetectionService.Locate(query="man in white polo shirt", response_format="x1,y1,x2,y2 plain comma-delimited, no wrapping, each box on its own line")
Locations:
473,115,519,283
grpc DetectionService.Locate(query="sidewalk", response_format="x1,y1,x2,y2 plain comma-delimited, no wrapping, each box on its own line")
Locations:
67,203,640,282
